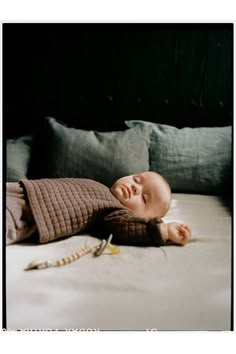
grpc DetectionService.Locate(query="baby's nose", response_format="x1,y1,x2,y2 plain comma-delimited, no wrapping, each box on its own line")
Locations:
131,184,140,195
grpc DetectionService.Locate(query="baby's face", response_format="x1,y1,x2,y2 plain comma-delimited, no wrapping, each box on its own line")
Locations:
110,172,171,219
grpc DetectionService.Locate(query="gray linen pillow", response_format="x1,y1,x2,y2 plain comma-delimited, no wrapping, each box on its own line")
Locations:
40,117,150,186
125,120,232,194
7,135,33,181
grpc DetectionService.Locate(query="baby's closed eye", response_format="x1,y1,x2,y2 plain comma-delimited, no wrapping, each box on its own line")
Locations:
133,175,141,183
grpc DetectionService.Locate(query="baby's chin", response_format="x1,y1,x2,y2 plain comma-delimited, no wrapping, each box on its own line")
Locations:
110,186,124,203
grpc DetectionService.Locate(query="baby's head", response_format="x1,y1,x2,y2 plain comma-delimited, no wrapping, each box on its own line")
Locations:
110,171,171,219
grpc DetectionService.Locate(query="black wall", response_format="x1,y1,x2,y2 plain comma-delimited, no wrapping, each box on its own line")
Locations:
3,23,233,138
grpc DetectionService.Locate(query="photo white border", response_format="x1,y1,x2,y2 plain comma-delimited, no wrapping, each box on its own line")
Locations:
1,0,235,351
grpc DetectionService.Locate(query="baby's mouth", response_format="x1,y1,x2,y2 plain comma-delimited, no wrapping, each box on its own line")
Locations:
121,185,131,198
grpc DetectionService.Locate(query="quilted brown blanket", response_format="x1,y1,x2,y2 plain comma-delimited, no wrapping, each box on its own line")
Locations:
20,178,164,246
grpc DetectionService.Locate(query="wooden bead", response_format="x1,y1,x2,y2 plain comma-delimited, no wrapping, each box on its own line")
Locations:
53,240,108,268
56,259,64,267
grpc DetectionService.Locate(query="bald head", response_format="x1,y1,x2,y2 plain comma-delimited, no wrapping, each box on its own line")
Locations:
146,172,171,217
111,171,172,219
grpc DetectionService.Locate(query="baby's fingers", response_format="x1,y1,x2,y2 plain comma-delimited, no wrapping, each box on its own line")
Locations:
184,224,191,234
177,228,190,244
180,224,192,236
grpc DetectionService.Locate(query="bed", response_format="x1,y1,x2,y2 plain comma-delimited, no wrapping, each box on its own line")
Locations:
6,192,232,331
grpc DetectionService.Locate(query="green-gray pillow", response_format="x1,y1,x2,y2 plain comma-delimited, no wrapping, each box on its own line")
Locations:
7,135,33,181
125,120,232,194
38,117,150,186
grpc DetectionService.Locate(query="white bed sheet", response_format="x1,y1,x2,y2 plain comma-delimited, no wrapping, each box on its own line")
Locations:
6,193,232,330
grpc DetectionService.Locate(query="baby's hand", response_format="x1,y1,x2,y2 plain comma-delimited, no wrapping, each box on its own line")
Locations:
160,222,191,245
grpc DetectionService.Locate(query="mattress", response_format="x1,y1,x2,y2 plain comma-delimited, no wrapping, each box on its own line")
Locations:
6,193,232,330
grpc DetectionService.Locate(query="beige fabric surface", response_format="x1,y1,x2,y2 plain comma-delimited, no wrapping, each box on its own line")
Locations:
6,193,232,330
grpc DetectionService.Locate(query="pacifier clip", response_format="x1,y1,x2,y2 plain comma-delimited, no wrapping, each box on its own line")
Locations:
24,234,119,271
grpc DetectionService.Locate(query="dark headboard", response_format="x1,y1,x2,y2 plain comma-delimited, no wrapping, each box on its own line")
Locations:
3,23,233,138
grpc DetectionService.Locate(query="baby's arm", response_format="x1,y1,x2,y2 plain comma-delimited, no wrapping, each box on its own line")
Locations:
99,209,191,247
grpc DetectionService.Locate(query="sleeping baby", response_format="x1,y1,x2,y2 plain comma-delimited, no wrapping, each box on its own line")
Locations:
6,171,191,246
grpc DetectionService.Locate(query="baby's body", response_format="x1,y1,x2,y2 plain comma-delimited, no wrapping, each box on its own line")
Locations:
6,172,191,246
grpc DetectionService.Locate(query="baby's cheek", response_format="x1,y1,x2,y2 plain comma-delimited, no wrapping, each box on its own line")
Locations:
126,201,143,216
122,199,133,209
